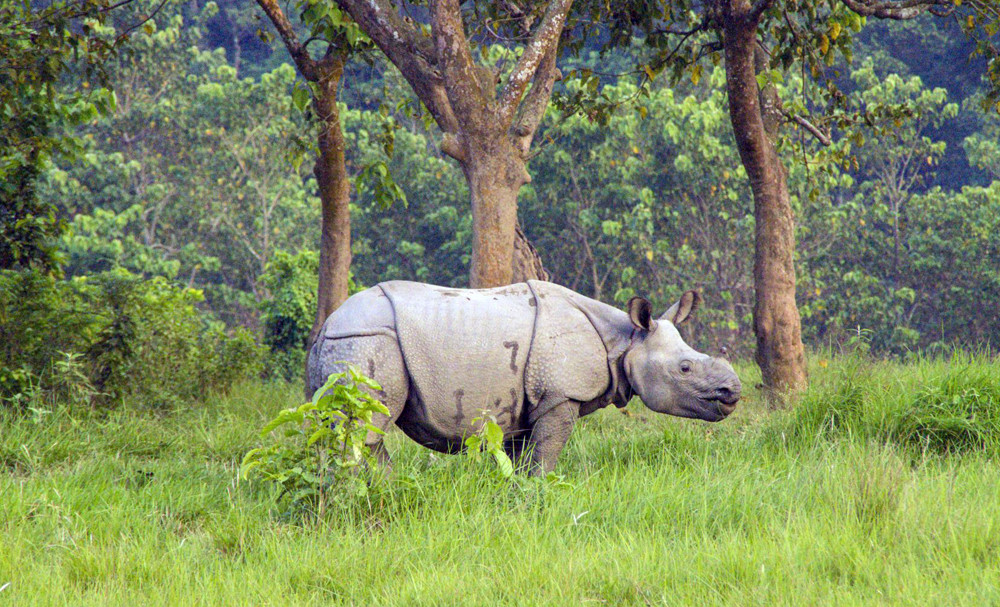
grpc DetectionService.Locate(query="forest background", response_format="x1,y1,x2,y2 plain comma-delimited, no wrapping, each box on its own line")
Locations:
2,0,999,406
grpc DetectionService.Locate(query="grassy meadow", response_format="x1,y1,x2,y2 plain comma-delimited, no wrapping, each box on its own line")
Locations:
2,354,1000,605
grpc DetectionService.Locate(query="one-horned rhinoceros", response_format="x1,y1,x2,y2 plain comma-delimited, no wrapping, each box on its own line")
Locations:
307,280,741,475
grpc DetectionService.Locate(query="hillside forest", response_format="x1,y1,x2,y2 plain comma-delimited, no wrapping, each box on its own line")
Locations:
2,0,999,406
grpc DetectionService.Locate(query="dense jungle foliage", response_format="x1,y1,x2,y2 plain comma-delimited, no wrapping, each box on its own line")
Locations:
1,0,998,404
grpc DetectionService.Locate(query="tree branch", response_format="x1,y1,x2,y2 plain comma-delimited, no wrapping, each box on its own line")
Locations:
785,112,832,146
114,0,171,43
336,0,460,133
429,0,489,133
512,43,559,156
496,0,573,127
440,132,466,162
255,0,317,79
748,0,776,21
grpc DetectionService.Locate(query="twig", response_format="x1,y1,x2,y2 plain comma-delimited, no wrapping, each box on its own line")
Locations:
115,0,171,41
786,112,832,146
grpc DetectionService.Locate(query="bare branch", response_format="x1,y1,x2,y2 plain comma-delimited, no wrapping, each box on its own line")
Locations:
839,0,950,20
496,0,573,127
115,0,171,43
499,0,536,34
786,112,832,146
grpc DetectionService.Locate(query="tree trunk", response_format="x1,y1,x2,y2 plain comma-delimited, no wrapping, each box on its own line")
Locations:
723,11,807,398
306,57,352,352
463,140,548,287
465,159,519,288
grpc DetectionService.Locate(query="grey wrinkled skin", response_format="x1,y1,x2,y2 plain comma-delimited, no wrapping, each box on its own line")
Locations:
307,280,742,476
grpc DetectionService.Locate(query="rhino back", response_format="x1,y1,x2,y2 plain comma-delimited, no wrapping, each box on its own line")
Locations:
380,281,535,439
524,281,610,419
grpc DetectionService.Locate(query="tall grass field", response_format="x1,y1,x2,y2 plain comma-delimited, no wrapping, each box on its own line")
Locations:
2,354,999,605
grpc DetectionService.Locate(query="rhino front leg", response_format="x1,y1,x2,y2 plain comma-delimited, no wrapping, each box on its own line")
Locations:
527,400,579,476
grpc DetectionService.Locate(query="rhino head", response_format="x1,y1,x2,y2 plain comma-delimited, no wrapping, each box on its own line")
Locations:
622,291,742,422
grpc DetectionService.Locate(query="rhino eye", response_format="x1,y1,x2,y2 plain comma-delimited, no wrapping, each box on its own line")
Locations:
679,360,692,374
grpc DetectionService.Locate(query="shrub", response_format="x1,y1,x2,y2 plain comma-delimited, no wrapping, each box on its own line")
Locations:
258,249,318,381
258,248,360,381
0,267,264,409
241,364,389,518
463,415,515,479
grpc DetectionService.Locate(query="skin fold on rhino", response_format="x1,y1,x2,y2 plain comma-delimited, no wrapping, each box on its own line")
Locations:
307,280,742,475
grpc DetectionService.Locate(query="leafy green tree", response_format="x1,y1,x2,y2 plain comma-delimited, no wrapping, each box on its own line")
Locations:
903,183,1000,350
527,66,850,356
963,95,1000,181
796,63,998,354
1,0,120,272
564,0,999,397
849,60,958,284
336,0,574,288
40,12,320,323
254,0,376,354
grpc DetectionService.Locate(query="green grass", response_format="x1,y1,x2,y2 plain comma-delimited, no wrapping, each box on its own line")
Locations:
2,355,1000,605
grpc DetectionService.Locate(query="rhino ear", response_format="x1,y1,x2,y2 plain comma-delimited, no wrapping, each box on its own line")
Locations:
627,297,657,332
663,290,701,325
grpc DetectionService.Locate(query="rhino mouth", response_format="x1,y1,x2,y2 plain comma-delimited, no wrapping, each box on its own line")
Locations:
711,394,740,407
702,394,739,417
704,387,740,407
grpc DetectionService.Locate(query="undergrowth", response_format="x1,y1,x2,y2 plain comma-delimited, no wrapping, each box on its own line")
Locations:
1,353,998,605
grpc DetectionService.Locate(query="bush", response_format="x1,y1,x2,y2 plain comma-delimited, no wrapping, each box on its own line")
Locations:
258,248,360,381
0,267,264,409
258,249,318,381
241,364,389,519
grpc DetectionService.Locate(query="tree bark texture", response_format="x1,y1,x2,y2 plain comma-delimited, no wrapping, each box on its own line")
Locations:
308,57,352,350
513,221,550,283
464,149,521,287
723,4,807,397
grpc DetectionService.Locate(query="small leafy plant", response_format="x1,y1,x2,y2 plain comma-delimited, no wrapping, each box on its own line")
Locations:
463,415,514,479
241,364,389,518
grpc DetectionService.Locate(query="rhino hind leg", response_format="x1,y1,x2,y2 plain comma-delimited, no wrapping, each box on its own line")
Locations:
309,332,408,471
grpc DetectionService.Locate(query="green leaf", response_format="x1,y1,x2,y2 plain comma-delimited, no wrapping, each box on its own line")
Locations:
292,86,310,113
484,420,504,448
491,449,514,478
464,435,482,452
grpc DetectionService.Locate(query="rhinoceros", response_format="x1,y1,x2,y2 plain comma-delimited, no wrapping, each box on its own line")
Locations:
307,280,741,475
